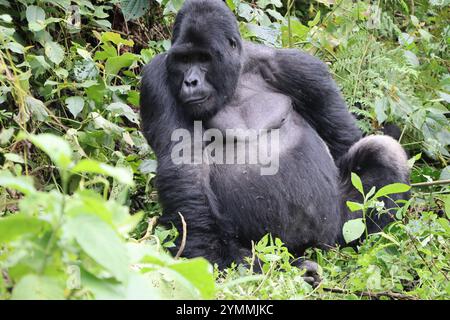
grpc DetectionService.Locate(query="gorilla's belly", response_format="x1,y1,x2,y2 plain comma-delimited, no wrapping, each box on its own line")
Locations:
207,114,339,250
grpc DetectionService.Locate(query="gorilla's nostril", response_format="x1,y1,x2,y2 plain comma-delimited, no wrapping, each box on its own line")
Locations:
184,79,198,87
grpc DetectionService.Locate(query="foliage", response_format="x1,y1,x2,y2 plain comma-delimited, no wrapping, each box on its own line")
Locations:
0,0,449,300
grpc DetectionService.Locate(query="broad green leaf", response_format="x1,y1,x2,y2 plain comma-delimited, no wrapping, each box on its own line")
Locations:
6,42,24,54
45,41,65,65
24,133,73,170
11,275,65,300
440,166,450,180
374,183,411,199
90,112,124,135
105,53,138,75
0,215,49,243
101,32,134,46
65,96,84,118
80,268,125,299
351,172,364,195
443,195,450,220
257,0,282,8
120,0,150,21
25,96,49,121
0,14,12,23
308,10,321,27
139,159,157,174
4,153,24,164
0,127,14,145
169,258,216,299
346,201,364,212
342,218,365,243
106,102,139,124
71,159,134,186
0,172,36,195
374,97,388,124
67,214,129,282
26,5,46,32
366,265,382,290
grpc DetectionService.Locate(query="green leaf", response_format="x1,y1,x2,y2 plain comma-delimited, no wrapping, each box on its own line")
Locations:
170,258,215,299
346,201,364,212
374,183,411,199
101,32,134,47
0,215,48,243
351,172,364,195
0,172,36,195
71,159,134,186
106,102,139,124
105,53,138,75
120,0,150,21
12,275,65,300
25,96,49,122
26,5,46,32
44,41,65,65
4,153,24,164
67,214,129,282
24,133,73,170
342,218,366,243
65,96,84,118
443,195,450,220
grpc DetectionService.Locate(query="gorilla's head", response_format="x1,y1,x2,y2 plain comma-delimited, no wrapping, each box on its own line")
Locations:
166,0,242,120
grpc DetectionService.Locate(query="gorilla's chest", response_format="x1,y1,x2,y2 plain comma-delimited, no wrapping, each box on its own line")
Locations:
206,74,294,132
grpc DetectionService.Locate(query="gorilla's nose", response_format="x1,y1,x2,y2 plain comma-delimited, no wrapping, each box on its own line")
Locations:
184,78,198,87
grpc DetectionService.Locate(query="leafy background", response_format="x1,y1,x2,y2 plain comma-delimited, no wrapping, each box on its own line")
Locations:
0,0,449,300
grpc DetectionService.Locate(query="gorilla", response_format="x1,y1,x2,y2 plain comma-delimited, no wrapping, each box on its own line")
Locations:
140,0,410,270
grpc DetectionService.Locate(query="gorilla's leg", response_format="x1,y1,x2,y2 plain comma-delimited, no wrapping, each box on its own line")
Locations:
337,135,410,238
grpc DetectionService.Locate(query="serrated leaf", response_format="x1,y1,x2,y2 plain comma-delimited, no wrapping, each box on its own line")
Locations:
67,214,129,282
342,218,366,243
120,0,150,21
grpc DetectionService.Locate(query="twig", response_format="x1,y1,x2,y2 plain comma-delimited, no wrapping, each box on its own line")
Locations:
138,216,158,242
322,287,417,300
411,179,450,187
174,212,187,259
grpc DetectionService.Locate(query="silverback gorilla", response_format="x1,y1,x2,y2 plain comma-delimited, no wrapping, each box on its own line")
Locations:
140,0,410,270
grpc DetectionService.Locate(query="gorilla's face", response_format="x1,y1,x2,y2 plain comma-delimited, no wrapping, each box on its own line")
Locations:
166,0,242,120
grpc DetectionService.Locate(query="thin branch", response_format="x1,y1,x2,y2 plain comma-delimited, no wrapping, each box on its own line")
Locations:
175,212,187,259
322,287,417,300
411,179,450,187
138,216,158,242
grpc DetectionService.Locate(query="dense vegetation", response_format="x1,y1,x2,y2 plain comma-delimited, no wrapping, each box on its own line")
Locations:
0,0,448,300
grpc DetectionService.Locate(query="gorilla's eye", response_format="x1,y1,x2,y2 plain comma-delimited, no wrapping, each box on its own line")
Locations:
228,38,237,49
198,53,211,62
179,55,189,64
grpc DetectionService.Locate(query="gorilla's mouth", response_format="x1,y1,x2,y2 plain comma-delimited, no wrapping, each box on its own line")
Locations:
184,95,210,106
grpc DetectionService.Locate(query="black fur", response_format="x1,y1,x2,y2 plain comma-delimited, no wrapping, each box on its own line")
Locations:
140,0,410,268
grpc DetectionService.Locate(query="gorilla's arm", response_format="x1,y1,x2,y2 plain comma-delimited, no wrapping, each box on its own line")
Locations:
264,49,362,160
140,54,230,265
